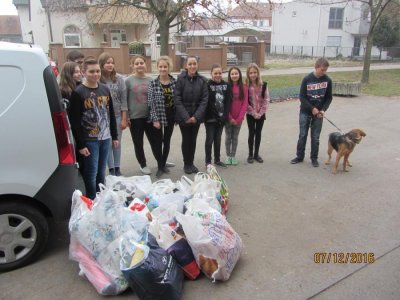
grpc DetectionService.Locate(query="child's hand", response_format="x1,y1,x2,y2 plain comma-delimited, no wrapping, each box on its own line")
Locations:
120,119,128,130
112,140,119,149
153,121,161,129
79,147,90,157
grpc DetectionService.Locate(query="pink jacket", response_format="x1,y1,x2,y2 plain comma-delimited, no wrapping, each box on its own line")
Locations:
247,83,269,118
228,83,248,124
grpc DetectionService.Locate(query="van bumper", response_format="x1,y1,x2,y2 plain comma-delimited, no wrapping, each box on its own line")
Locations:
34,164,79,220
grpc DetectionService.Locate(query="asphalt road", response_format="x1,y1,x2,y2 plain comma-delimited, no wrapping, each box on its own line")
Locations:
1,95,400,300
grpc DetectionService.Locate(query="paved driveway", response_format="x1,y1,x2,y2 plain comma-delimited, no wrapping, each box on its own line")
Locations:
2,95,400,300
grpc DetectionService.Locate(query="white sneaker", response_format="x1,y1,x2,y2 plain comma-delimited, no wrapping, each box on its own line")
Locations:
165,161,175,167
140,166,151,175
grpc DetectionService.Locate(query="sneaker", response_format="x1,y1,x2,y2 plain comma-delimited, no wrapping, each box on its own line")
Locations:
184,165,192,174
254,156,264,163
215,161,227,168
162,166,170,173
109,168,115,175
247,156,254,164
311,159,319,167
224,157,232,165
156,169,163,178
114,167,122,176
191,165,199,173
140,166,152,175
290,157,303,164
231,157,238,165
165,161,175,167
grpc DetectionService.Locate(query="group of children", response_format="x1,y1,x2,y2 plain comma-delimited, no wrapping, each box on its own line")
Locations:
58,50,332,200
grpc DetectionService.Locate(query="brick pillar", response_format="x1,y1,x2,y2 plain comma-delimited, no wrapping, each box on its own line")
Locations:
219,42,228,71
49,43,65,67
118,42,130,74
257,41,266,68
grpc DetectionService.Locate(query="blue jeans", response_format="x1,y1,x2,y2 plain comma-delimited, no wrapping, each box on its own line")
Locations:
296,112,323,160
108,115,122,169
83,139,110,199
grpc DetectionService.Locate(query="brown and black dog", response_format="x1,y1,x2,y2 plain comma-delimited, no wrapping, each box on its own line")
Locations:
325,129,366,174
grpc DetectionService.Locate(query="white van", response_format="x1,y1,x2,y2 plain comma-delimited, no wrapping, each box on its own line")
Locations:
0,42,78,272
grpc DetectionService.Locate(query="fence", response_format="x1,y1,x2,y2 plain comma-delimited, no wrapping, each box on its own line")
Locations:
269,45,400,60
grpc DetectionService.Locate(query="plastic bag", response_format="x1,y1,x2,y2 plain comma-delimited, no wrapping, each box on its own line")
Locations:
176,202,243,281
207,164,229,214
69,187,149,295
149,219,200,280
146,179,186,213
105,175,152,204
120,234,184,300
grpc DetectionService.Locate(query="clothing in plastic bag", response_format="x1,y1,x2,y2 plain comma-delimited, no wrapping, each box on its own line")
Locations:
176,201,243,281
120,234,184,300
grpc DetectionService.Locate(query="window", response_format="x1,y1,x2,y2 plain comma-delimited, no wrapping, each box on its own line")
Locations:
292,11,297,17
329,8,344,29
259,20,264,26
63,25,81,47
252,20,257,26
326,36,341,47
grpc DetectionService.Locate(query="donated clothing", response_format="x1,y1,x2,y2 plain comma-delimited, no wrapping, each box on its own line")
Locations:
70,83,118,150
125,75,152,119
299,72,333,114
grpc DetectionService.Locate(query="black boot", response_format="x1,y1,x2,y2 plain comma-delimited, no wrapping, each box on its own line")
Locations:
114,167,122,176
109,168,115,175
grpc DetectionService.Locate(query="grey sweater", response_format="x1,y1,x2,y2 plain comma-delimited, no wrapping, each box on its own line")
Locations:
102,74,127,118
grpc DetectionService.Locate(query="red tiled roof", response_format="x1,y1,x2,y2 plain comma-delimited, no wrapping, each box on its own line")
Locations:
228,2,272,19
0,16,22,35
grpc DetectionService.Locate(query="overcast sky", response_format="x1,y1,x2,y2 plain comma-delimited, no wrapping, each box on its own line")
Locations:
0,0,17,15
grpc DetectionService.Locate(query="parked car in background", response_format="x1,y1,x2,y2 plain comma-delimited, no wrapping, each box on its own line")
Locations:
0,42,78,272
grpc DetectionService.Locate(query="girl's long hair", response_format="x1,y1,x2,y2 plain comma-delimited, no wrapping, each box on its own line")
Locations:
98,52,116,83
59,61,79,97
228,67,244,101
245,63,262,87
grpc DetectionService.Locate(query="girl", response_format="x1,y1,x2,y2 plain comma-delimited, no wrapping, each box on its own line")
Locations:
174,56,208,174
69,57,119,200
98,52,128,176
125,55,158,175
204,64,231,168
246,63,269,163
59,61,81,113
148,56,177,178
59,61,84,176
225,67,248,165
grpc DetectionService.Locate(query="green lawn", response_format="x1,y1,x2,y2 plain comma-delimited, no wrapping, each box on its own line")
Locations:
265,58,362,69
263,69,400,97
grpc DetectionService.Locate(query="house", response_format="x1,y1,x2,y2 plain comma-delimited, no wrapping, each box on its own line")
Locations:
270,0,381,58
12,0,170,60
0,15,22,43
181,2,272,45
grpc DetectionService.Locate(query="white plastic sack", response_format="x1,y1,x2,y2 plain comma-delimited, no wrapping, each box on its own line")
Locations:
175,202,243,282
69,187,149,295
105,175,152,202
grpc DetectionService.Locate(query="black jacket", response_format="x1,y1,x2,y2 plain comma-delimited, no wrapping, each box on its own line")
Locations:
174,71,208,125
205,79,231,124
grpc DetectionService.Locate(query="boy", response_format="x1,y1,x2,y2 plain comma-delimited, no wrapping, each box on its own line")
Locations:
290,58,332,167
70,57,118,199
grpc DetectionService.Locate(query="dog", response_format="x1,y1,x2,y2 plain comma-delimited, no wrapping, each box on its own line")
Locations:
325,129,366,174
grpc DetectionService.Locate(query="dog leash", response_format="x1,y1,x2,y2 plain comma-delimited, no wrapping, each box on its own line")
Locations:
323,116,343,133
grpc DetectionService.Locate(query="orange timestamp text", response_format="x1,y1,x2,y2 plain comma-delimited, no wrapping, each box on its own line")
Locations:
314,252,375,264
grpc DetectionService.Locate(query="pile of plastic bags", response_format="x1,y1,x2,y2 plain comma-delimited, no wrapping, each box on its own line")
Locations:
69,165,243,298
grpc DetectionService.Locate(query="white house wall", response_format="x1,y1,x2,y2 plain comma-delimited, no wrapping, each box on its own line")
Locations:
271,1,380,58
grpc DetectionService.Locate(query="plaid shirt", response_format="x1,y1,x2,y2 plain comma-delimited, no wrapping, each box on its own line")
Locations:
148,75,177,127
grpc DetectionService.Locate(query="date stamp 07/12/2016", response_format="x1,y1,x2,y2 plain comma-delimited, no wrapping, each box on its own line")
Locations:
314,252,375,264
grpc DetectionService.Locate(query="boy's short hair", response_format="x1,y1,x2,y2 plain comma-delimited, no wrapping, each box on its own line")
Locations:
66,50,85,62
81,56,98,71
315,57,330,68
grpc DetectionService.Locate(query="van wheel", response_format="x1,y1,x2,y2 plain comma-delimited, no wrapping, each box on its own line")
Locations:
0,202,49,272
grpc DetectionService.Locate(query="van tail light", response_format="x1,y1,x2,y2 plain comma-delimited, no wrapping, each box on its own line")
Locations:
52,111,76,165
